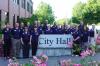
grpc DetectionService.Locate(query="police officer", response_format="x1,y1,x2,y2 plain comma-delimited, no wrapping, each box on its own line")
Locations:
72,26,82,55
81,26,89,49
51,23,58,34
57,25,63,34
11,22,22,58
21,26,31,58
73,27,81,44
44,24,52,34
37,21,43,34
89,27,95,45
65,25,72,34
43,20,48,31
31,26,39,56
78,21,84,33
2,23,12,58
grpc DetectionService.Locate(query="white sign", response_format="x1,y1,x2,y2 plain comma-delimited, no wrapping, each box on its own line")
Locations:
38,34,73,48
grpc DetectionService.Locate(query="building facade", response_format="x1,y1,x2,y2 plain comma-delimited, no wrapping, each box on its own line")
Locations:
0,0,33,27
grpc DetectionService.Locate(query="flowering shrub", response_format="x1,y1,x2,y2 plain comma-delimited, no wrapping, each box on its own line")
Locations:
8,58,19,66
59,59,72,66
31,54,48,66
80,48,93,66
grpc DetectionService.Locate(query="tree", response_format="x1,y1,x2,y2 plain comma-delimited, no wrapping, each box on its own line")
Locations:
72,0,100,24
35,2,55,24
72,2,85,21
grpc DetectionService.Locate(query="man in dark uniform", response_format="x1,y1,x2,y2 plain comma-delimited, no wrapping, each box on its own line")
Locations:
51,23,58,34
11,22,22,58
78,21,84,33
2,23,12,58
65,25,72,34
43,20,48,31
82,27,89,49
31,26,39,56
21,26,31,58
37,21,43,34
72,26,82,55
56,25,63,34
89,27,95,45
44,24,52,34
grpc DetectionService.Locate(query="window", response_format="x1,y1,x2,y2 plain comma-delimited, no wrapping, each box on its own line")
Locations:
17,16,19,22
17,0,19,5
0,10,1,22
15,0,17,3
21,0,26,9
30,6,33,14
6,12,9,23
27,2,30,12
0,10,1,28
13,15,15,27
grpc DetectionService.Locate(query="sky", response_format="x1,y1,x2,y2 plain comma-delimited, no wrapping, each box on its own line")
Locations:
32,0,87,19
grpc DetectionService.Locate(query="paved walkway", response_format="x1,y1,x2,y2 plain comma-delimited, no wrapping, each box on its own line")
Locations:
0,53,100,66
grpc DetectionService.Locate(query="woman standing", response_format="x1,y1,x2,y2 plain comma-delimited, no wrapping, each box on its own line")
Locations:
2,23,12,59
21,26,31,58
31,26,39,56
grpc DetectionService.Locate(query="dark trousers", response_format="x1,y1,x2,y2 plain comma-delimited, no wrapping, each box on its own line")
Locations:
23,41,30,58
31,40,38,56
3,39,11,57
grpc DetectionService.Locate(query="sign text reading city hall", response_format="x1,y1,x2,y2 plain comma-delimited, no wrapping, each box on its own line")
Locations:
38,35,73,48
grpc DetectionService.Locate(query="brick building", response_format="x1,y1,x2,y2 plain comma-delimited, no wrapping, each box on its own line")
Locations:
0,0,33,27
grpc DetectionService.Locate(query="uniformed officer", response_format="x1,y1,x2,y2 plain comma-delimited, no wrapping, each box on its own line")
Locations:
43,20,48,31
31,26,39,56
11,22,22,58
73,27,81,44
89,28,95,45
57,25,63,34
81,26,89,49
51,23,58,34
37,21,43,34
72,26,82,55
44,24,52,34
21,26,31,58
2,23,12,58
65,25,72,34
78,21,84,33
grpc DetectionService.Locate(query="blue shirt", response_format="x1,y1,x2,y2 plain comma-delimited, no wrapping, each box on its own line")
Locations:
65,28,71,34
22,31,30,42
89,29,94,37
11,28,22,39
82,31,89,42
2,28,11,40
72,30,81,44
31,30,39,41
44,29,52,34
51,26,58,34
57,28,63,34
38,26,43,34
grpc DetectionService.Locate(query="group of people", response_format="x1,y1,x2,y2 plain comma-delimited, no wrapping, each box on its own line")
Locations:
1,20,95,59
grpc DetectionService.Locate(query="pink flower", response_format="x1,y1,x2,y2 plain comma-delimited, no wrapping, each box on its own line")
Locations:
73,64,81,66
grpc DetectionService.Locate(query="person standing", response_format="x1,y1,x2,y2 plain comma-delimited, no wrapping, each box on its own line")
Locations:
43,20,48,31
21,26,31,58
2,23,12,59
89,25,95,46
82,26,89,49
31,26,39,56
51,23,58,34
44,24,52,34
11,22,22,58
72,26,82,55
